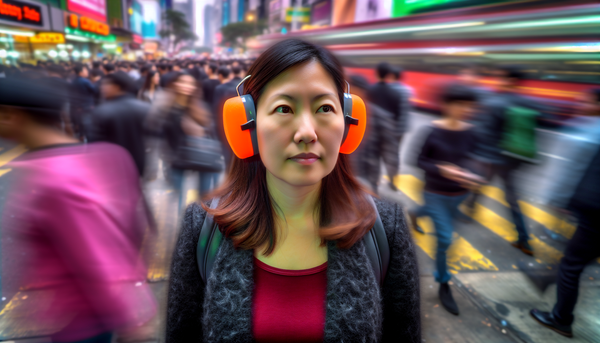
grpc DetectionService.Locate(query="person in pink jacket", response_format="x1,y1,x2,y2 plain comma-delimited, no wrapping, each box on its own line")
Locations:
0,77,156,342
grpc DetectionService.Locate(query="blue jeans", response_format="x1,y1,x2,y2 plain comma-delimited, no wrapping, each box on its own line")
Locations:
170,168,220,211
416,191,469,284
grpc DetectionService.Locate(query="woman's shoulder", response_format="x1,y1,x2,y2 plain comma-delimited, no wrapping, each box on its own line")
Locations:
372,197,409,239
180,201,212,242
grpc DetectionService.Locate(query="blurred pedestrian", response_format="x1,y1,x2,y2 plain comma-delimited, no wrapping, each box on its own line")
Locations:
542,89,600,210
138,70,161,103
389,66,413,158
408,85,483,315
87,71,150,176
161,72,222,212
166,38,421,343
102,63,115,75
70,64,98,139
348,74,397,194
0,77,156,343
213,65,241,169
465,66,545,256
530,93,600,336
202,63,220,108
367,62,407,191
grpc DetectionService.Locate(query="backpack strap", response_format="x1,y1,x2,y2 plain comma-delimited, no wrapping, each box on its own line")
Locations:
196,196,390,286
363,196,390,286
196,198,222,285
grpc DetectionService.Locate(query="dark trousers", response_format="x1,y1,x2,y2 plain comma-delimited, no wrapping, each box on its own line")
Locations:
382,134,402,183
466,158,529,242
54,332,112,343
552,210,600,325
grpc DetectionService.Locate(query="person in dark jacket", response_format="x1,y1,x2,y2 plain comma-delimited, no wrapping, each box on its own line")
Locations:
166,39,421,343
348,74,397,194
408,85,483,316
201,63,220,109
213,66,243,170
366,62,406,191
464,66,547,256
530,91,600,339
87,71,150,176
70,64,98,138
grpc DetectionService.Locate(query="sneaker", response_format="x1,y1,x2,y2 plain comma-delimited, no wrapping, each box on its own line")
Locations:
439,283,459,315
511,240,534,256
530,309,573,338
407,210,424,234
389,181,399,192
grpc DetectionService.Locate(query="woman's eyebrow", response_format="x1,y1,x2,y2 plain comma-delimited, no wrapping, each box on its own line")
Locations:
268,93,336,102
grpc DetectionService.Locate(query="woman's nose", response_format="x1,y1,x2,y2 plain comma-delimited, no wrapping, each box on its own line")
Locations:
293,112,317,145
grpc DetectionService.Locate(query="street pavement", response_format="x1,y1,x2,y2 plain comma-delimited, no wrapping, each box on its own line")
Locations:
0,111,599,342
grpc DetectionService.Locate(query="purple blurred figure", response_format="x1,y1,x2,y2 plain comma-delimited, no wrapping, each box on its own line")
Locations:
0,77,156,342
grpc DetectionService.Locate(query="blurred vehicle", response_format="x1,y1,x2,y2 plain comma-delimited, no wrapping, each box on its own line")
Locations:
254,0,600,122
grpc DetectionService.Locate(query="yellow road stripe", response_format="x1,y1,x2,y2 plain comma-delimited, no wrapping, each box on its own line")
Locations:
466,203,563,265
479,185,576,239
0,169,11,177
186,189,198,205
0,146,26,168
390,175,498,272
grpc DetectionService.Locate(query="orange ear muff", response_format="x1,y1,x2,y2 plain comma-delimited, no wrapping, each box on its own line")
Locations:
223,94,258,159
339,93,367,154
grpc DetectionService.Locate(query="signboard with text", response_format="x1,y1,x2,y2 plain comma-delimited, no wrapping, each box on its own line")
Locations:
0,0,44,27
66,13,109,35
67,0,106,22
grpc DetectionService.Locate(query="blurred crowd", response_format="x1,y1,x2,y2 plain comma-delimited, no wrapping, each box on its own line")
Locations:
0,51,598,341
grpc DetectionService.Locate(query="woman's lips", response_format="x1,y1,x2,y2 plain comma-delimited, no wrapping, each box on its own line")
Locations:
290,157,319,165
289,153,320,165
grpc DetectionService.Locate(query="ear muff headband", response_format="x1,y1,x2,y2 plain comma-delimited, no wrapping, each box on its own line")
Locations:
223,75,366,159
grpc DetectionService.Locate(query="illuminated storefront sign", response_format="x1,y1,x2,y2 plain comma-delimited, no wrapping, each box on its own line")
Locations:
285,7,310,23
67,0,106,22
66,13,109,35
30,32,65,43
0,0,43,27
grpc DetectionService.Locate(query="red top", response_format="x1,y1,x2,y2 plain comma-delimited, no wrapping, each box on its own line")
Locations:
252,257,328,343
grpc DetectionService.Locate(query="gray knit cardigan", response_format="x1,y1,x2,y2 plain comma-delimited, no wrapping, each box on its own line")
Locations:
166,197,421,342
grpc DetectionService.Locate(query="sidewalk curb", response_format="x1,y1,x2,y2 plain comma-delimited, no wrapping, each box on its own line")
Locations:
453,276,527,343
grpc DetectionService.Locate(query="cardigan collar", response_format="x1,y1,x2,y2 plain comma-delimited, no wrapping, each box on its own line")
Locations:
202,237,383,342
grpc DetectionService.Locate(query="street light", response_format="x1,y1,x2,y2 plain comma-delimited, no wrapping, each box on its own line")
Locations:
0,50,6,58
48,50,58,58
72,51,81,58
82,51,90,58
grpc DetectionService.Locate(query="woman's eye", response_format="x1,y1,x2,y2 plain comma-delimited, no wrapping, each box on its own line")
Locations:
317,105,333,113
275,106,293,114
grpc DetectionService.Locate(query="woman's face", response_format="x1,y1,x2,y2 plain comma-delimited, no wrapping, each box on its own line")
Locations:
256,60,345,187
173,74,196,96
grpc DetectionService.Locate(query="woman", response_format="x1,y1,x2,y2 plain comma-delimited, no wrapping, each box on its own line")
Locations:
166,39,420,342
138,70,160,103
408,85,483,316
162,72,221,211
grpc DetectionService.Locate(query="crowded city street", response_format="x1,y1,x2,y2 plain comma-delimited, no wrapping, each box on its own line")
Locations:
1,0,600,342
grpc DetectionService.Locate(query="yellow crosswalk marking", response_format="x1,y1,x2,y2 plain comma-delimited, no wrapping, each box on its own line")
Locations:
391,175,498,272
392,174,564,265
0,146,26,168
186,189,198,205
467,203,563,265
479,185,576,239
0,169,11,177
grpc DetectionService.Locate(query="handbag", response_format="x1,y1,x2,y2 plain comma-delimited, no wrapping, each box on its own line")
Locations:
172,135,224,172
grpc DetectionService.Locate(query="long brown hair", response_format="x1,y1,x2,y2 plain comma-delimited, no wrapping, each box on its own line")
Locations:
203,39,377,255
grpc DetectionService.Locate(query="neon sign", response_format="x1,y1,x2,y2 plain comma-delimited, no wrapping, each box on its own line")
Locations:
0,0,42,27
66,13,109,35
